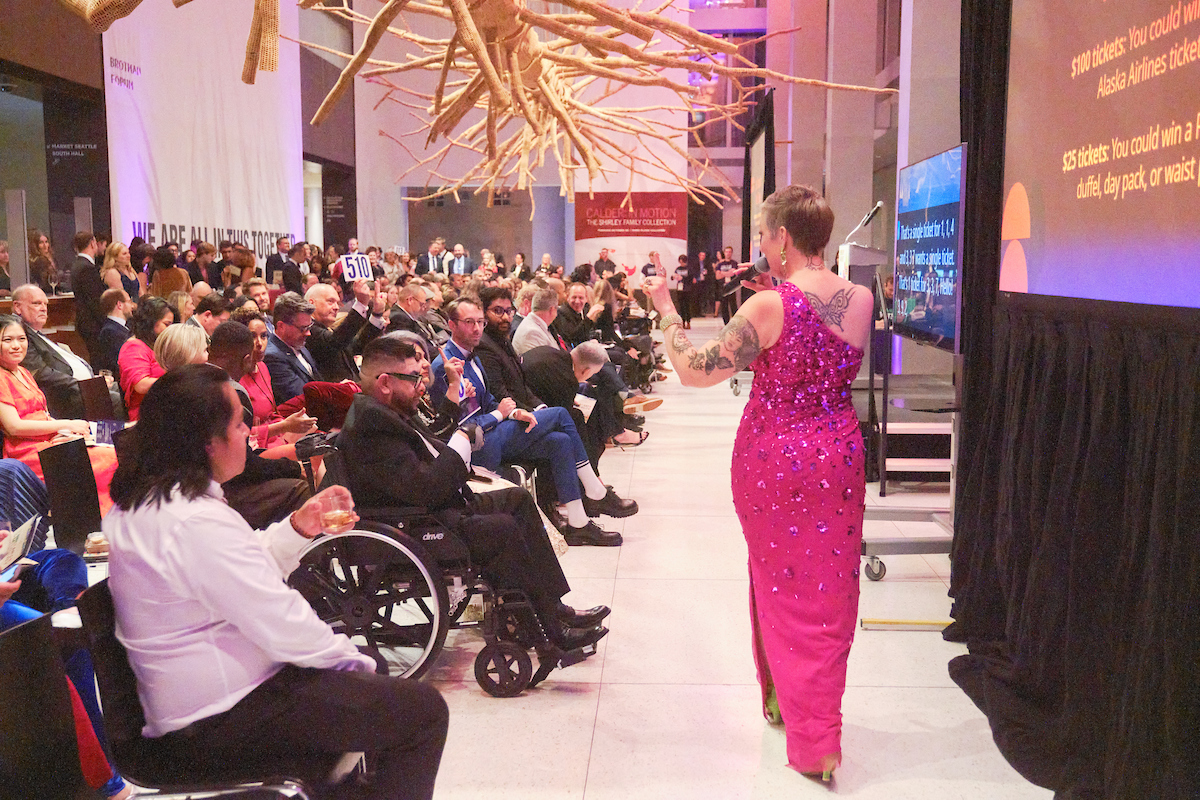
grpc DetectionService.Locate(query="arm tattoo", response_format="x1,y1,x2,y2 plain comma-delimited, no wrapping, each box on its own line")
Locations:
719,314,762,371
804,288,855,331
664,314,762,376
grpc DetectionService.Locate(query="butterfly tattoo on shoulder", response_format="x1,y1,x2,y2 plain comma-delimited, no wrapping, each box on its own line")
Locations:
804,288,855,330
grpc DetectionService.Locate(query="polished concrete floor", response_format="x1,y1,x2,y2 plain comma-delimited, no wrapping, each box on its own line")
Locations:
423,318,1051,799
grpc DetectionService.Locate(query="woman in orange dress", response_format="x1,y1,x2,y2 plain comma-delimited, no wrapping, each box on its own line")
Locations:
0,315,118,514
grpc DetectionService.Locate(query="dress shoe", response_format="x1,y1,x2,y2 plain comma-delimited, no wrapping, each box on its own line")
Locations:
624,395,663,414
560,520,623,546
554,623,609,650
583,488,639,518
625,413,646,427
557,602,611,627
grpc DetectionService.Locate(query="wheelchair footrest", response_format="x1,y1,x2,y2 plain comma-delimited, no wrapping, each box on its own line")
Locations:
558,643,596,668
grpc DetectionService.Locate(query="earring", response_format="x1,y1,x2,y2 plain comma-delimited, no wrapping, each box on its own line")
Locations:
780,245,788,267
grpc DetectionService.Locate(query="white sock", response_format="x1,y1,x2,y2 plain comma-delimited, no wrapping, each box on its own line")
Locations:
565,499,589,527
577,466,608,500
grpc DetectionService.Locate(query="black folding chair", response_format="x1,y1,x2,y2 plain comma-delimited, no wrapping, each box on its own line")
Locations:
76,581,321,798
78,376,117,421
38,437,103,559
0,613,92,798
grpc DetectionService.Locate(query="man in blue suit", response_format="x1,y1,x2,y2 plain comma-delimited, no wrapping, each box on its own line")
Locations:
263,292,323,404
431,298,635,547
445,243,474,276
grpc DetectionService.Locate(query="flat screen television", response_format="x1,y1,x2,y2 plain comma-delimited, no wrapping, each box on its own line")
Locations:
892,143,966,354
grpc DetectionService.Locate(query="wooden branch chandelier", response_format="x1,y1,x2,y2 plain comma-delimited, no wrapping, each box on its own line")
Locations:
60,0,896,212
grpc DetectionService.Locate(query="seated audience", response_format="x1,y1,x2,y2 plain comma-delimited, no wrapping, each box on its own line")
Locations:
522,342,626,467
512,286,566,355
342,336,611,646
206,322,312,527
430,299,635,546
0,315,118,512
94,288,133,378
188,242,218,287
264,292,321,404
386,284,439,349
190,280,213,306
476,287,547,409
147,246,192,298
305,280,387,381
13,283,124,420
104,364,447,799
188,292,231,339
167,289,195,322
242,277,275,330
118,296,174,420
230,307,316,449
153,323,209,370
225,245,259,287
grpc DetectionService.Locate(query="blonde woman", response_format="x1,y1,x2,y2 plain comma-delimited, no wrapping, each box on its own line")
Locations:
153,323,208,371
166,291,195,323
101,242,142,300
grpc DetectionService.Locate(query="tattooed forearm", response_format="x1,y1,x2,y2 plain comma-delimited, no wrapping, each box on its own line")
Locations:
719,314,761,371
804,288,855,330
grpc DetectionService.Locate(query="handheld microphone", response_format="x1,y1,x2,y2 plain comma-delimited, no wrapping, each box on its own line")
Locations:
753,255,770,274
722,256,772,296
841,200,884,245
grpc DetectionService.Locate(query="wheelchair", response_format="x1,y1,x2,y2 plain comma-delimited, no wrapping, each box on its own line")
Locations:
287,446,597,697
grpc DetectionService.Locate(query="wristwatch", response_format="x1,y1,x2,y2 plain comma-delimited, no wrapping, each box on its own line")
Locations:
658,313,684,331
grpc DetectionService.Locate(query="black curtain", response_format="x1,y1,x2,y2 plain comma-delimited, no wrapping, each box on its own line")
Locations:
951,2,1200,798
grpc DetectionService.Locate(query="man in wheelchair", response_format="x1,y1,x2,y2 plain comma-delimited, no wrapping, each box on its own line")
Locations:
339,335,611,652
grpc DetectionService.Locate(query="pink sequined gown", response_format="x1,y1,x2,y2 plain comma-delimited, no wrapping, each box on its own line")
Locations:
731,281,865,772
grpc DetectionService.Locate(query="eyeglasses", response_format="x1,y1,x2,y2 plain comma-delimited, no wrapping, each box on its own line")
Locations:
488,307,516,316
281,320,313,332
453,318,486,327
384,371,424,385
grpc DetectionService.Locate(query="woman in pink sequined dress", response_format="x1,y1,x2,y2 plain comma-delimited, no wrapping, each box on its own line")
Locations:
645,185,874,782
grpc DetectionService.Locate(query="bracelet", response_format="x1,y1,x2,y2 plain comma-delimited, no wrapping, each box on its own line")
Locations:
658,313,684,331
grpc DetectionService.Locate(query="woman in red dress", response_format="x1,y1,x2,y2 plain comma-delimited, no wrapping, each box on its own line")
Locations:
118,296,174,420
230,308,316,451
645,186,875,782
0,315,118,514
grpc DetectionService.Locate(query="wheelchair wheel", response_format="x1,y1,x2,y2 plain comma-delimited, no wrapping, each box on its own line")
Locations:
474,641,533,698
289,523,449,681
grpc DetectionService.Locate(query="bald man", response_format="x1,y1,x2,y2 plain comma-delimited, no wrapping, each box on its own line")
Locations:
303,279,388,381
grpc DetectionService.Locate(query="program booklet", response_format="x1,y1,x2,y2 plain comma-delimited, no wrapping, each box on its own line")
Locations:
0,515,41,581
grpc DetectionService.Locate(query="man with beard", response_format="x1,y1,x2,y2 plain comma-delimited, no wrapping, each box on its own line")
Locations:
339,335,612,649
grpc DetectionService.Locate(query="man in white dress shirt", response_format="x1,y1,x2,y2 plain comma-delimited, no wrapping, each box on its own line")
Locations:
104,364,447,800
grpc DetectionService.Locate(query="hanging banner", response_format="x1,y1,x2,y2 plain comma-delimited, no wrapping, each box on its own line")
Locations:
101,0,304,259
574,192,688,284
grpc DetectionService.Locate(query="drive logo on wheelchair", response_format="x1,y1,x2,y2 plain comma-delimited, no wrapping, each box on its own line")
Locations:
422,532,445,541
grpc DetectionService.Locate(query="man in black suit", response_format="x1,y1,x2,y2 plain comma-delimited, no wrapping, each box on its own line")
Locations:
304,280,387,381
263,292,323,404
475,286,544,410
445,243,474,276
414,239,445,276
12,283,124,419
385,284,438,349
522,342,620,471
67,230,104,364
264,236,291,283
94,287,133,377
281,243,309,295
339,335,610,652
